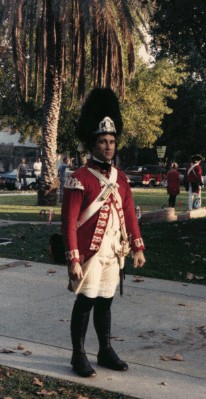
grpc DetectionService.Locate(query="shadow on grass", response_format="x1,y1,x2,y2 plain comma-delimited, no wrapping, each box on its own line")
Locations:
0,223,62,263
125,218,206,284
0,219,206,285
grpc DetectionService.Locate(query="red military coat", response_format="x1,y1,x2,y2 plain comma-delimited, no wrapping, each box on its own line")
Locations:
167,169,180,196
186,162,202,185
61,160,144,264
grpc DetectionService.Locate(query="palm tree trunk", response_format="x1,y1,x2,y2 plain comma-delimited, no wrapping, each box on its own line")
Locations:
38,0,63,206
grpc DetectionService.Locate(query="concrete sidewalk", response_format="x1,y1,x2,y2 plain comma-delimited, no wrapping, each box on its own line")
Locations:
0,257,206,399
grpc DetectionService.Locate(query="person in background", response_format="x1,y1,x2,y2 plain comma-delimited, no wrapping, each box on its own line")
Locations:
58,157,70,202
166,162,180,208
185,154,204,210
17,158,27,189
33,157,42,184
61,88,145,378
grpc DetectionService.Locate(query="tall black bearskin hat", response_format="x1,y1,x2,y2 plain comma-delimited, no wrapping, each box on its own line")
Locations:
191,154,205,162
76,87,123,150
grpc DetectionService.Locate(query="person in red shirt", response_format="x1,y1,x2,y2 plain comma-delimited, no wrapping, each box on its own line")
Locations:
166,162,180,208
61,88,145,378
185,154,204,210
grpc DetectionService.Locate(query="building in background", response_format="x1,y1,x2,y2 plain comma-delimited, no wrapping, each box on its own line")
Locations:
0,128,39,172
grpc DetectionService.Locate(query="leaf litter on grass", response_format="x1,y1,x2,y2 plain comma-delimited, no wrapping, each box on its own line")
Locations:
0,365,138,399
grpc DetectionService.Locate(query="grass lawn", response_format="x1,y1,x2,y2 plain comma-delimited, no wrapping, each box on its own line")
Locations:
0,189,206,284
0,192,61,221
0,187,205,220
0,218,205,284
132,186,206,212
0,365,136,399
126,218,206,284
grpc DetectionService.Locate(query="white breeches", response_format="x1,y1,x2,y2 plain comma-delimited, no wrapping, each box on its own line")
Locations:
188,184,201,210
78,255,120,298
78,205,121,298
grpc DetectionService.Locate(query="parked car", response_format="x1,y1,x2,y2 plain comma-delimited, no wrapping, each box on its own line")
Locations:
124,166,142,186
0,169,37,190
125,164,166,187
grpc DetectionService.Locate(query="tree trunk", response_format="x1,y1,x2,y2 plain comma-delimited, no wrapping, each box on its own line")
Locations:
38,0,63,206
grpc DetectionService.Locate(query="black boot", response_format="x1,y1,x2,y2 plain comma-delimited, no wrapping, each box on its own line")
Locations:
71,294,96,378
93,297,128,371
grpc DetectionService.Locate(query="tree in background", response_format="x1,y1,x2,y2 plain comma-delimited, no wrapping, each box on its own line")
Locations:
0,0,139,205
121,59,186,148
150,0,206,62
157,76,206,162
1,0,196,177
148,0,206,161
0,44,42,144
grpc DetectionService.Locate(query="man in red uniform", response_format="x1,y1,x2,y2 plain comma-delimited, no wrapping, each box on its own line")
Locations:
61,88,145,378
185,154,204,210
